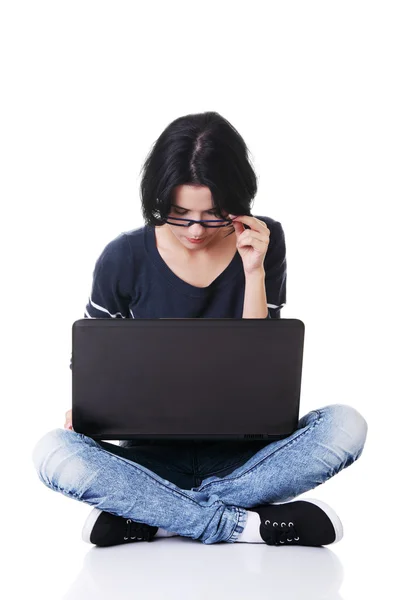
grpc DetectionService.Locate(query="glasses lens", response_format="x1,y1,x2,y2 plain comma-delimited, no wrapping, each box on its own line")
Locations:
165,216,232,228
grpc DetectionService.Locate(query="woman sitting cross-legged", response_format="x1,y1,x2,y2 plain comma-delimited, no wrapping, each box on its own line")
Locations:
32,111,368,547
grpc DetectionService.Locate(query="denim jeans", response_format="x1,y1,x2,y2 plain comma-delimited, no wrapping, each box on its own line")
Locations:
31,403,368,544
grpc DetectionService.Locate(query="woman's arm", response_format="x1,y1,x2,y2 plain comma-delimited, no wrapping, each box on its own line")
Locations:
242,269,268,318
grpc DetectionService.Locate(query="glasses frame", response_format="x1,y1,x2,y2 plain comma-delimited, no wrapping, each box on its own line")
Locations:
164,216,234,228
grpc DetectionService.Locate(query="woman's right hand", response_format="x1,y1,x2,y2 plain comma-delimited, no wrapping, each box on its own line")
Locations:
64,408,74,431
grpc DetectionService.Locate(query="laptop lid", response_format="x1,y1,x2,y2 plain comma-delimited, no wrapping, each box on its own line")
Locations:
71,318,305,441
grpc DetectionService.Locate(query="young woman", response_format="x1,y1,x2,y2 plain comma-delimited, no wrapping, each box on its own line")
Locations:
32,111,368,547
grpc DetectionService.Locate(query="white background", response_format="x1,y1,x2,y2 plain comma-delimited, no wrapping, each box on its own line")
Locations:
1,1,398,598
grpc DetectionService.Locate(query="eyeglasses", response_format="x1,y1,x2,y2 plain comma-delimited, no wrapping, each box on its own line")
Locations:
164,216,234,228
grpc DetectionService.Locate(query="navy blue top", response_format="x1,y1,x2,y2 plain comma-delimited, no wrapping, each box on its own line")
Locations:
70,215,286,369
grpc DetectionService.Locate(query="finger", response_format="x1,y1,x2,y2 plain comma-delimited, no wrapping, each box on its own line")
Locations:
228,214,268,234
229,220,245,236
237,237,267,251
238,230,269,245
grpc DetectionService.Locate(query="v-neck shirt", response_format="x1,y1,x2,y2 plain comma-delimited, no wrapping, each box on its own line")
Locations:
81,214,286,325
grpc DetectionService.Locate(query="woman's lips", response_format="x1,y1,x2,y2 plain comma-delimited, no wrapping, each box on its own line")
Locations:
187,237,205,243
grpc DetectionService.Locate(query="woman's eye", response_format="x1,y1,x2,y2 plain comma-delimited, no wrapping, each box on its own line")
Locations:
175,210,218,217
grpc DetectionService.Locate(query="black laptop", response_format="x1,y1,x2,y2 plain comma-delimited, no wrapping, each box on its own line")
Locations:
71,318,305,441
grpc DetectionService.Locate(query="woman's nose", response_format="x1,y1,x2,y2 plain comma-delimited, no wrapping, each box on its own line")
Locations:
188,221,206,235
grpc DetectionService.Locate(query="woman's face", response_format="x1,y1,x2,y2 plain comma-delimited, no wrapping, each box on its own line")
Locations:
166,185,231,251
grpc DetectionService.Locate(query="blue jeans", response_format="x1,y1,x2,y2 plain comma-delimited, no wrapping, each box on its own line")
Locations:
31,403,368,544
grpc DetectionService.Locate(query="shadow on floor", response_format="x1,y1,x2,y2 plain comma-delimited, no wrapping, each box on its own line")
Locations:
63,536,344,599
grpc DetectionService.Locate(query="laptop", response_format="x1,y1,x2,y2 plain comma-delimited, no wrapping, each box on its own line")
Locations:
71,318,305,441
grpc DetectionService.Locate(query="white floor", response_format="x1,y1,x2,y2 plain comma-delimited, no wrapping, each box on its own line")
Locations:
15,434,394,600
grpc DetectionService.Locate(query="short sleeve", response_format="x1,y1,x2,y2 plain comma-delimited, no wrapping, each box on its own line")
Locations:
264,221,287,319
70,233,132,370
84,233,132,319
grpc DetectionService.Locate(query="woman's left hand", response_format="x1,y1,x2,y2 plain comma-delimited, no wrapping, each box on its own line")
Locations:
228,214,270,275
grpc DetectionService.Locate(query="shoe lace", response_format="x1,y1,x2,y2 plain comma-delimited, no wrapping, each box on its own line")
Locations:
263,519,300,544
124,519,152,542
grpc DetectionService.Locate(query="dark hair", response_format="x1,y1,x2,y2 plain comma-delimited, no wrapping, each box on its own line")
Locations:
139,111,258,237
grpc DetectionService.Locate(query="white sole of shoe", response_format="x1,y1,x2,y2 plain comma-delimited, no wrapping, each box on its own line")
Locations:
302,498,344,544
82,507,103,544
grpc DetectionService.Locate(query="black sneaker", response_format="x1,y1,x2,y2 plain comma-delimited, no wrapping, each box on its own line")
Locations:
250,498,343,547
82,507,159,547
